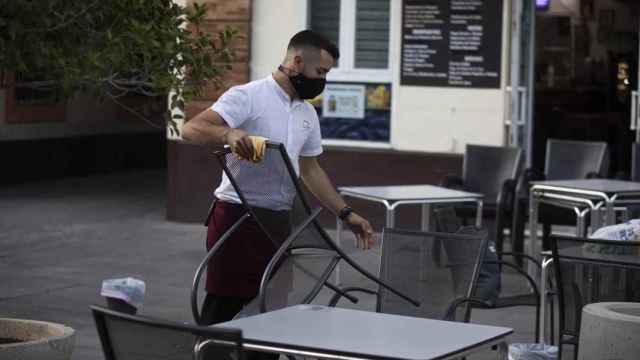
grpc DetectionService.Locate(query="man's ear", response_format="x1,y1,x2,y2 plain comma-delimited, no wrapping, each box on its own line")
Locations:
292,54,304,70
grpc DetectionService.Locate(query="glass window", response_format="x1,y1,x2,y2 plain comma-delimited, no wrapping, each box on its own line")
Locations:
309,0,341,50
354,0,389,69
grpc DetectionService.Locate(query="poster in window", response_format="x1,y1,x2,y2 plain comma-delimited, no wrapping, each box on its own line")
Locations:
321,84,366,119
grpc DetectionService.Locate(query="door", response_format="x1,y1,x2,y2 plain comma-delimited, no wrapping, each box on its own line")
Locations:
632,20,640,142
507,0,535,167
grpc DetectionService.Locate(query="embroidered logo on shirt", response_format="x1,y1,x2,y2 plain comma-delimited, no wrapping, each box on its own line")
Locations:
303,119,311,129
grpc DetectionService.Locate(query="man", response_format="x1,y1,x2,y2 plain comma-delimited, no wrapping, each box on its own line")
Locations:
182,30,373,325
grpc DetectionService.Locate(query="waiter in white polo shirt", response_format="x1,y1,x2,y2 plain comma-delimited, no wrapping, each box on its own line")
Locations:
182,30,373,327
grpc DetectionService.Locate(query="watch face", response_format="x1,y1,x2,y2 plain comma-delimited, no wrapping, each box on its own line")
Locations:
340,207,353,220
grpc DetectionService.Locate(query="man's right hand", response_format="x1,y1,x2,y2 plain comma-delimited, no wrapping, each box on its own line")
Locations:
224,128,254,160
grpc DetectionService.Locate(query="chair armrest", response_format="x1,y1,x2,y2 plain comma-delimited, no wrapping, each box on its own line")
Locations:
440,174,464,189
444,297,492,321
328,287,377,307
483,260,541,301
498,251,542,269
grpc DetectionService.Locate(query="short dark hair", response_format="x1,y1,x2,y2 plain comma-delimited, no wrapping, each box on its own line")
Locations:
287,30,339,60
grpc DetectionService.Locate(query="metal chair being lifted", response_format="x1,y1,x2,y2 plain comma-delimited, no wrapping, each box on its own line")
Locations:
191,142,419,324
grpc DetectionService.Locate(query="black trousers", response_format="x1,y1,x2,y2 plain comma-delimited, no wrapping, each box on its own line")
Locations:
201,293,278,360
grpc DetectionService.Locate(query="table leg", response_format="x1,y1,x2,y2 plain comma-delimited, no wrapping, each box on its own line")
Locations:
590,206,603,235
386,208,395,228
420,204,431,281
578,209,589,237
605,200,616,226
528,192,540,280
539,256,553,344
497,341,509,360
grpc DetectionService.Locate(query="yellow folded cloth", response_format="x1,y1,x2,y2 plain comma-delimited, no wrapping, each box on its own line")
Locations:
235,136,268,163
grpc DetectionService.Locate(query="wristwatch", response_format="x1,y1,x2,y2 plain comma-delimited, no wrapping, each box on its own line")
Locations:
338,206,354,221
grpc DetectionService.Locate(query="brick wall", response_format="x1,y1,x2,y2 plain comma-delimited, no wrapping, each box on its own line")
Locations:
185,0,252,119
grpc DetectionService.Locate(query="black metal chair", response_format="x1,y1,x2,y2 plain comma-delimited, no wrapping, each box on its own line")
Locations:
191,142,418,323
91,305,244,360
550,235,640,360
512,139,609,253
433,205,542,342
328,227,488,323
440,144,523,256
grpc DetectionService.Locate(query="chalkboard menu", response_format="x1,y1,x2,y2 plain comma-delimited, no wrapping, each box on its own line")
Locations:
400,0,503,88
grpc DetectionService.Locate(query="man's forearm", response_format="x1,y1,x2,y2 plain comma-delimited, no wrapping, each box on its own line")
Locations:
301,165,347,215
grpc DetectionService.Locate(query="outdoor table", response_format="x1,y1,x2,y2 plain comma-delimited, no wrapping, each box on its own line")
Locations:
528,179,640,270
217,304,512,360
335,185,483,283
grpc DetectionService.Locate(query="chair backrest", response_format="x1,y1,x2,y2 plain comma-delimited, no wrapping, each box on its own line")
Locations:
550,235,640,344
214,143,329,250
544,139,608,180
377,228,488,322
206,142,419,320
91,305,244,360
463,144,522,202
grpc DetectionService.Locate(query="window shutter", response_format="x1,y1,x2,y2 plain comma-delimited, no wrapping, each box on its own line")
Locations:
354,0,389,69
309,0,341,49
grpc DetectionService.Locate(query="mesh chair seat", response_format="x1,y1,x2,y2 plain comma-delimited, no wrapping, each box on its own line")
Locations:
91,305,244,360
192,142,418,324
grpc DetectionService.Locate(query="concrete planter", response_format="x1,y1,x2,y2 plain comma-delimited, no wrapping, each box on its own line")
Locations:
578,302,640,360
0,318,75,360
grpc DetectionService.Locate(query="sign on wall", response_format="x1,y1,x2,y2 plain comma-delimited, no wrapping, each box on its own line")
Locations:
400,0,503,88
322,84,366,119
310,82,391,142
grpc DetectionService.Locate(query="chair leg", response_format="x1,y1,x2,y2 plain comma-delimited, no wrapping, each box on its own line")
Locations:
496,213,505,256
549,295,555,345
511,204,525,268
535,302,540,344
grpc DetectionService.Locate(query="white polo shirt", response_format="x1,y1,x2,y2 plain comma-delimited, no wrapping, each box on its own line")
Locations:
211,75,323,211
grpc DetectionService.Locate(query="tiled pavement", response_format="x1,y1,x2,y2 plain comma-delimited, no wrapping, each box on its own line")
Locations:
0,170,559,359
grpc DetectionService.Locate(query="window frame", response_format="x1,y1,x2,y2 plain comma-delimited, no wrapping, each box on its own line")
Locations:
308,0,394,83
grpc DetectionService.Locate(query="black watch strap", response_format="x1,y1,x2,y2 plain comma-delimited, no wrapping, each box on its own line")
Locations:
338,206,354,221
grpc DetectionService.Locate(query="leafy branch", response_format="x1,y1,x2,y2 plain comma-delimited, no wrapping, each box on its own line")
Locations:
0,0,237,134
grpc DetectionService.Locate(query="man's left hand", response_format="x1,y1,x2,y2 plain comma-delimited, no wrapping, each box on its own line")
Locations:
345,212,374,250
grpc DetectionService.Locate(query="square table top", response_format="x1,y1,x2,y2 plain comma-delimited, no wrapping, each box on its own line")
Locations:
339,185,483,203
531,179,640,194
217,305,512,360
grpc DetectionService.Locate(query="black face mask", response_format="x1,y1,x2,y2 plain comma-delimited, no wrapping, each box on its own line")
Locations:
279,65,326,100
